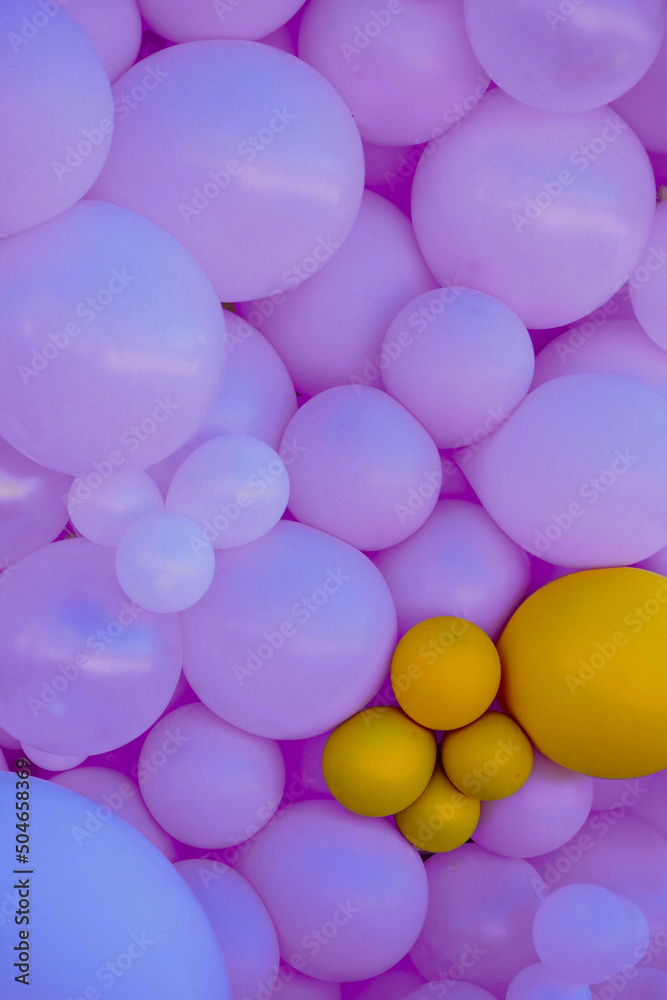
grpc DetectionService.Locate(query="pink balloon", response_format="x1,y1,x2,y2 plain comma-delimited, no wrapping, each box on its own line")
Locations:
280,386,441,551
595,969,667,1000
65,0,142,81
91,41,364,301
412,92,655,329
374,500,530,638
613,33,667,154
138,0,306,42
0,439,71,567
181,520,397,739
626,770,667,842
0,538,181,756
410,844,542,997
403,988,496,1000
237,191,435,396
631,202,667,350
235,800,428,982
591,775,658,814
68,469,164,547
506,963,591,1000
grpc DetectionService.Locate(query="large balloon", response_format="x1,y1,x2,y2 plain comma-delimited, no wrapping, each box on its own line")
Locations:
412,92,655,329
0,538,182,756
506,963,592,1000
181,520,397,739
631,202,667,351
139,0,305,42
613,32,667,154
65,0,142,81
0,201,225,475
68,469,164,547
0,774,230,998
235,800,428,981
0,0,113,236
90,41,364,301
0,439,70,566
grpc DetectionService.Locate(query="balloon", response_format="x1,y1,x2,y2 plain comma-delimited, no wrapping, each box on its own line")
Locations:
90,41,364,301
404,988,496,1000
0,726,21,751
591,774,658,814
506,963,591,1000
363,141,423,216
299,0,489,146
280,386,441,551
631,202,667,351
410,844,542,997
626,770,667,841
0,0,112,236
65,0,142,81
176,859,280,999
441,711,533,801
382,287,534,449
0,439,71,566
395,763,480,853
322,706,436,817
0,200,225,475
613,32,667,154
595,969,667,1000
461,374,667,568
275,965,342,1000
166,434,289,548
0,538,181,756
139,703,284,848
235,799,428,981
411,92,655,329
498,568,667,777
68,469,164,546
181,520,397,739
50,766,176,859
139,0,306,42
464,0,666,114
391,616,500,730
533,884,644,985
472,752,593,858
353,965,424,1000
295,732,331,797
0,774,230,998
239,190,434,396
374,500,530,639
21,746,86,771
0,750,6,771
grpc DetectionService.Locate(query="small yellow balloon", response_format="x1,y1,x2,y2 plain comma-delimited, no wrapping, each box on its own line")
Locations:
395,763,480,852
390,616,500,730
441,711,533,800
322,706,436,817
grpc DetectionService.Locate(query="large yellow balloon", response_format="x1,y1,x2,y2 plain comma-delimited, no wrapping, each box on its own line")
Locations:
498,567,667,778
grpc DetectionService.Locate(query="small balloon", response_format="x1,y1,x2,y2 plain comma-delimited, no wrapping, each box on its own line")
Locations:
65,0,142,81
506,963,591,1000
68,469,164,547
139,0,306,41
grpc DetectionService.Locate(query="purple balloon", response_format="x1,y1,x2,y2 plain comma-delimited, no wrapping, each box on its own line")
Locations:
351,964,424,1000
410,844,542,997
363,142,424,217
181,520,397,738
0,438,71,567
374,499,530,638
613,32,667,154
139,0,306,42
21,746,86,772
68,469,164,547
591,775,658,814
237,191,435,396
235,800,428,981
403,988,496,1000
278,966,342,1000
506,963,591,1000
91,41,364,301
65,0,142,81
595,969,667,1000
280,386,440,551
0,538,181,756
412,92,655,329
631,202,667,351
626,770,667,842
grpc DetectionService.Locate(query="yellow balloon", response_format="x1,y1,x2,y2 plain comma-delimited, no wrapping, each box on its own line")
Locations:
390,616,500,730
498,567,667,778
441,711,533,800
322,706,436,817
395,763,480,852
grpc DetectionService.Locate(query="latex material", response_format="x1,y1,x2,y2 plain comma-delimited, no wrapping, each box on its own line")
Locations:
441,711,533,801
68,469,164,546
0,439,71,566
138,0,305,42
66,0,142,81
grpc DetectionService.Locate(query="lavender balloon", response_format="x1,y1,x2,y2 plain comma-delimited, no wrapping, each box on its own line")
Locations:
66,0,142,81
403,988,496,1000
596,969,667,1000
613,33,667,154
278,967,342,1000
91,41,363,301
631,202,667,351
627,770,667,842
0,538,181,756
591,774,658,814
0,439,70,567
506,963,591,1000
68,469,164,547
139,0,305,41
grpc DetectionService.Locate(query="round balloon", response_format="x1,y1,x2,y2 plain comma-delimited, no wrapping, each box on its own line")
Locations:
613,33,667,154
68,469,164,547
65,0,142,81
631,202,667,351
506,963,592,1000
0,439,71,566
21,746,86,772
395,763,480,854
139,0,305,41
441,711,533,801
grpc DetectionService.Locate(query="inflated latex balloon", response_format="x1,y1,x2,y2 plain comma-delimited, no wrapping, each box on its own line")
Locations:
410,844,542,997
0,201,225,475
139,0,305,42
404,987,496,1000
0,774,230,998
322,707,436,817
591,774,658,814
281,386,440,551
498,568,667,778
66,0,142,81
464,0,666,114
612,32,667,153
363,141,423,216
139,703,284,848
51,766,175,859
0,726,21,751
0,538,182,756
631,202,667,350
597,969,667,1000
533,884,643,985
277,965,342,1000
0,0,113,236
395,763,480,853
0,438,70,566
532,319,667,396
166,434,289,548
441,711,533,801
299,0,488,146
235,799,428,981
91,41,364,301
412,92,655,329
461,374,667,567
21,745,86,771
68,469,164,546
374,500,530,638
506,963,592,1000
382,287,534,449
237,191,435,396
639,542,667,576
472,752,593,858
176,859,280,999
115,512,215,612
354,965,425,1000
181,520,397,739
626,771,667,841
391,616,500,730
